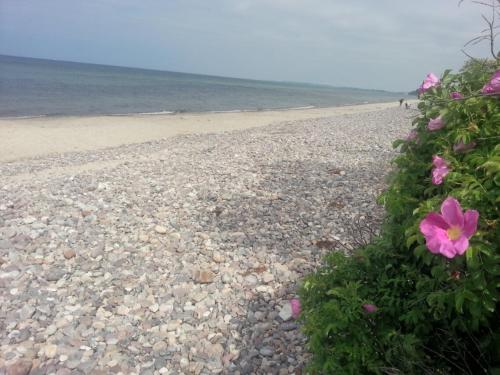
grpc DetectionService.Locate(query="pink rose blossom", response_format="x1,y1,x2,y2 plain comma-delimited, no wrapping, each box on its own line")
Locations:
431,155,450,185
362,304,378,313
481,70,500,94
450,92,463,100
427,117,445,131
418,73,440,94
406,129,419,142
453,140,476,153
290,298,301,319
419,197,479,258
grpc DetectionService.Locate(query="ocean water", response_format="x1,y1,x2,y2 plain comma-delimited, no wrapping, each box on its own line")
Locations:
0,55,405,117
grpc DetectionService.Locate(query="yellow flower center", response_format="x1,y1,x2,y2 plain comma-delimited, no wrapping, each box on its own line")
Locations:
447,226,462,241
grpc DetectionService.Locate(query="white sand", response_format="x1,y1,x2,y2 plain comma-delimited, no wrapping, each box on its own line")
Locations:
0,102,409,162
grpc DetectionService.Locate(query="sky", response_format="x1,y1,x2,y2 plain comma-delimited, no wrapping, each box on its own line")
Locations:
0,0,494,92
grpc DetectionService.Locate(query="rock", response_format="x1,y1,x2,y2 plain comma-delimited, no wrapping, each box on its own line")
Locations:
45,269,65,282
6,360,32,375
152,340,168,353
44,344,58,358
166,320,181,331
116,305,130,315
193,269,216,284
262,272,274,283
56,369,72,375
212,252,224,263
63,248,76,259
259,347,273,357
244,275,258,286
191,291,208,303
149,303,159,313
154,225,167,234
278,302,293,321
0,239,12,249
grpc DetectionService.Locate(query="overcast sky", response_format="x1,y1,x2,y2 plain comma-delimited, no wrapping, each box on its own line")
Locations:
0,0,493,91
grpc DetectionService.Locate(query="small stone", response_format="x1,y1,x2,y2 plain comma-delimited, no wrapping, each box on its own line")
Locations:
192,291,208,303
166,320,181,331
63,248,76,259
278,302,293,321
193,269,216,284
116,305,130,315
45,269,65,282
44,344,58,358
6,360,32,375
155,225,167,234
152,340,167,353
262,272,274,283
179,357,189,368
23,216,36,224
212,252,224,263
45,325,57,336
259,346,273,357
244,275,258,286
149,303,159,312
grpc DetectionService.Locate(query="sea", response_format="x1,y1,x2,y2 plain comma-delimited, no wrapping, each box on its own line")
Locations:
0,55,405,118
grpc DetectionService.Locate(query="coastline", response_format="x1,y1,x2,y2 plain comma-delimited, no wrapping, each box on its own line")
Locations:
0,101,415,162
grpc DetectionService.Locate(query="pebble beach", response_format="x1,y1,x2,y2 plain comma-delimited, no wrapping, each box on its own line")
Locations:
1,105,414,374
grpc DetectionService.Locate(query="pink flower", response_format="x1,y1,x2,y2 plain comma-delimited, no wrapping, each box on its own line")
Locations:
427,117,445,131
419,197,479,258
481,70,500,94
418,73,440,94
450,92,463,100
453,140,476,153
431,155,450,185
406,129,419,142
290,298,301,319
362,304,378,313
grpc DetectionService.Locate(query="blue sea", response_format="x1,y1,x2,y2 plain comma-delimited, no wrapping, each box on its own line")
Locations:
0,55,405,117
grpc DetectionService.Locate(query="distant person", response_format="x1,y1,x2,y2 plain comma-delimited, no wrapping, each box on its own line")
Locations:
399,98,404,106
405,102,410,109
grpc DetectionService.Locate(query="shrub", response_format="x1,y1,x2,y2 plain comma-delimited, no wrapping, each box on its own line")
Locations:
299,63,500,374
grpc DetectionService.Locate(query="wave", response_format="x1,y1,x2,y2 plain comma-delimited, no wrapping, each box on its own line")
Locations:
108,110,176,116
0,114,49,119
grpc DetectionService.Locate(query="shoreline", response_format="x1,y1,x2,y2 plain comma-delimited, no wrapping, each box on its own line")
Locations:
0,101,416,163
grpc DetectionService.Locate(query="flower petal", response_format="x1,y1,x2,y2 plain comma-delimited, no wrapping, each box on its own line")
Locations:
441,197,464,228
440,240,458,258
462,210,479,238
362,304,378,313
425,234,444,254
432,166,449,185
419,213,448,237
432,155,446,168
290,299,301,319
453,236,469,255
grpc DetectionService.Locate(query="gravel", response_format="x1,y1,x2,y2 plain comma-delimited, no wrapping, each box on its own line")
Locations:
0,108,413,374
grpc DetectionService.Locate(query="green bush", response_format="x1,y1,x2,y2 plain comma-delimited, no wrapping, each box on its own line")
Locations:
299,62,500,374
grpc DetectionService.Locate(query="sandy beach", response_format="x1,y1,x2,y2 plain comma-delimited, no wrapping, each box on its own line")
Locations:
0,104,414,374
0,102,409,163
